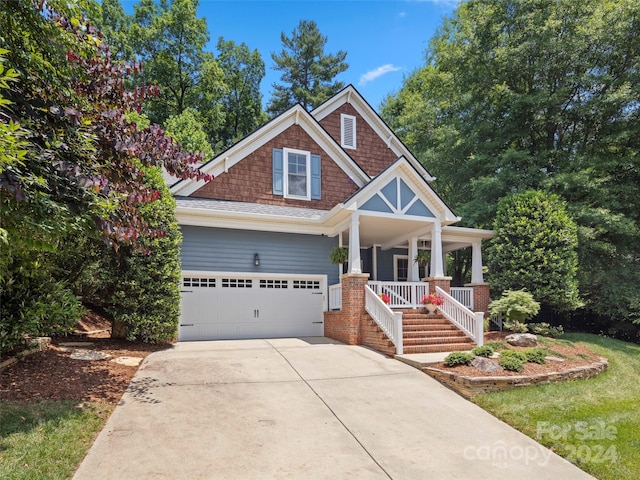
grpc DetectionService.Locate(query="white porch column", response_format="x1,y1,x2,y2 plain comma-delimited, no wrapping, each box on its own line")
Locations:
471,241,484,284
338,232,344,278
348,213,362,274
430,221,445,277
408,237,419,281
372,244,378,281
442,252,448,276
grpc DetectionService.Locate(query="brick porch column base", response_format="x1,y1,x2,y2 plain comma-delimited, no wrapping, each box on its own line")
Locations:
324,273,369,345
426,277,452,295
466,283,491,317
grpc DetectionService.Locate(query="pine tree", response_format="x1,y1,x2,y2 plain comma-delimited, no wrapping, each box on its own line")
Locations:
267,20,348,116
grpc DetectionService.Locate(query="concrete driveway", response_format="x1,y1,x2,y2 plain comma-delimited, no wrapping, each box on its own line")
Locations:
73,338,593,479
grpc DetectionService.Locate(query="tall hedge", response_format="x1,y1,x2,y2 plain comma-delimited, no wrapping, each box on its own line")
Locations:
487,190,581,312
108,166,182,343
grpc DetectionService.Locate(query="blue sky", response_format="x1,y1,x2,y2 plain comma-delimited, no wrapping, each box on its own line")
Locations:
121,0,459,111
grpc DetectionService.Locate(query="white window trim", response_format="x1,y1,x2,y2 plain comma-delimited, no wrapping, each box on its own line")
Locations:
394,254,426,281
393,255,408,282
283,147,311,200
341,113,357,150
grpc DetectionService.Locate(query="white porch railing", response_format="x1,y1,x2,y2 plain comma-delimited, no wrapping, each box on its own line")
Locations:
368,281,429,309
328,283,342,310
435,286,484,346
450,287,474,310
365,285,403,354
490,313,503,331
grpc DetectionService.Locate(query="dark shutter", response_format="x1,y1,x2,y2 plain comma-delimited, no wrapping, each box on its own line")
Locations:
311,154,321,200
272,148,283,195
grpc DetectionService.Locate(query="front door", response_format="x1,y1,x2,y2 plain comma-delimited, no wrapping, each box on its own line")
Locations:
394,255,426,281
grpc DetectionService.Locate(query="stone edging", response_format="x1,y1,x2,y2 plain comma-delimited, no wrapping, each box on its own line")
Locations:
423,357,608,399
0,337,51,371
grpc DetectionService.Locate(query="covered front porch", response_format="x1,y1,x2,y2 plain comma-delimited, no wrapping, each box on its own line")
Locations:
327,211,493,312
324,211,493,356
319,157,493,356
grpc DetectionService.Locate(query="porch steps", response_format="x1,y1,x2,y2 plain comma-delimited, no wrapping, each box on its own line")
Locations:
394,312,475,354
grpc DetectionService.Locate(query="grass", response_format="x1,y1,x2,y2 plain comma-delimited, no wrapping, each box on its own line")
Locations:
0,401,111,480
474,333,640,480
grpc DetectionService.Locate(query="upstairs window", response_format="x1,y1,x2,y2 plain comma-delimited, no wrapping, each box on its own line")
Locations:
341,114,356,149
273,148,321,200
285,148,310,199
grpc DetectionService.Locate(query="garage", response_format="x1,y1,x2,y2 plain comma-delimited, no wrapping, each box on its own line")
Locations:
178,272,326,341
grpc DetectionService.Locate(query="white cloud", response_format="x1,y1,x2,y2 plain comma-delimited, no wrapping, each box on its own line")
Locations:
359,64,403,86
398,11,407,18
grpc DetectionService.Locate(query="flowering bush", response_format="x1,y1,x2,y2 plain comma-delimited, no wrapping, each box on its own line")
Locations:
379,293,391,305
421,294,444,306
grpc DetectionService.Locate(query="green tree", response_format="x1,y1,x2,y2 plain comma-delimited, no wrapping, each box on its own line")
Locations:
216,37,266,148
130,0,226,127
164,108,214,160
382,0,640,325
88,0,133,61
0,0,208,350
267,19,348,116
487,191,581,312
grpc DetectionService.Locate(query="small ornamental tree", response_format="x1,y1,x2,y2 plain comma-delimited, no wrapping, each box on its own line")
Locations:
489,290,540,332
487,191,581,312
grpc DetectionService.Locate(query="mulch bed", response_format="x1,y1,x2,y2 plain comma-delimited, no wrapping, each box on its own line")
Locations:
431,331,602,377
0,315,170,404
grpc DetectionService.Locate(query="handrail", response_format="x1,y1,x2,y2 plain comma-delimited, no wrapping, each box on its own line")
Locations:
364,285,403,354
368,281,429,309
435,286,484,346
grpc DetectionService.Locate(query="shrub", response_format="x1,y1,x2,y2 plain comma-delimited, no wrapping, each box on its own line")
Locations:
444,351,475,367
1,254,84,352
523,348,548,364
472,345,495,357
484,341,507,351
499,355,525,372
499,350,527,372
489,290,540,324
504,319,529,333
108,167,182,343
486,190,582,312
528,322,564,338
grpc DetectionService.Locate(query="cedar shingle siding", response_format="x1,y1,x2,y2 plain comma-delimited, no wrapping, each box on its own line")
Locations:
191,125,358,209
319,103,397,177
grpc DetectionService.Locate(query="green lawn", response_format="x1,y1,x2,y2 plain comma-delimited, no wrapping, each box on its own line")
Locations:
0,401,110,480
474,333,640,480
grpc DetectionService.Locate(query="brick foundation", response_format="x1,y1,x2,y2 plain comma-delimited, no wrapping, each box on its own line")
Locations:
324,311,360,345
427,277,451,295
466,283,490,316
323,273,369,345
360,316,396,356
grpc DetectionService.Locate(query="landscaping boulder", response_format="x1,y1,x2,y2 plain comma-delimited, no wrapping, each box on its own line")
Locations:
471,356,502,374
505,333,538,347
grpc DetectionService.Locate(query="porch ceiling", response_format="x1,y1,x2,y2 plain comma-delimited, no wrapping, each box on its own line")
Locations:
339,216,494,251
342,215,431,248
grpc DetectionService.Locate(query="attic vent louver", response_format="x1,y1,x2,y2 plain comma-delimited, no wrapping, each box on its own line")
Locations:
341,114,356,150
